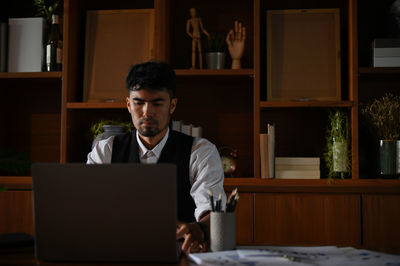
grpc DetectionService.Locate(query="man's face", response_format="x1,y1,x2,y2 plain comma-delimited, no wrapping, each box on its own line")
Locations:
126,89,177,138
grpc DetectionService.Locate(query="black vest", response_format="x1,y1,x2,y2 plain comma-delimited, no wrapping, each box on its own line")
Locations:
111,130,196,222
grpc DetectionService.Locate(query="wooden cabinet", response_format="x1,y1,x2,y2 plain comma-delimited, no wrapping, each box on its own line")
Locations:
0,190,34,235
254,193,361,247
362,194,400,254
234,193,254,245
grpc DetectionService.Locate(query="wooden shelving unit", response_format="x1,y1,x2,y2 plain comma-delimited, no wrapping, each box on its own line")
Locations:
0,72,62,79
1,0,400,253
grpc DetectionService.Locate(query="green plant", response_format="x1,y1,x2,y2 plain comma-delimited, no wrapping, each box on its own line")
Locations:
361,93,400,141
0,149,31,176
324,109,351,179
90,120,132,139
203,34,227,53
33,0,61,24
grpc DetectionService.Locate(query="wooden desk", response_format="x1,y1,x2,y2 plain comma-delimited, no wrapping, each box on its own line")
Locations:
0,247,190,265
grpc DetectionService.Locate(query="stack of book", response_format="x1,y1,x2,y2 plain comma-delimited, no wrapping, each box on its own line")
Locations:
172,120,203,138
275,157,320,179
260,124,275,178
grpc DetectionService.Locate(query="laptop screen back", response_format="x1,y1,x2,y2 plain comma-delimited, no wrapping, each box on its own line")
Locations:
32,163,179,263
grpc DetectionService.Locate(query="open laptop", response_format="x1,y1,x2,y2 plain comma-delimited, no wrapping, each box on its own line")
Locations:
31,163,180,263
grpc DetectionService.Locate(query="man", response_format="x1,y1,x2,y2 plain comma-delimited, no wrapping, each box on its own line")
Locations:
87,61,226,254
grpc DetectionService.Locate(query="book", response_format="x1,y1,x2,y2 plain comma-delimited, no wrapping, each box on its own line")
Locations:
275,164,320,171
275,157,320,165
275,169,320,179
267,124,275,178
260,134,269,179
0,23,7,72
191,126,203,138
172,120,182,132
8,17,45,72
181,124,192,136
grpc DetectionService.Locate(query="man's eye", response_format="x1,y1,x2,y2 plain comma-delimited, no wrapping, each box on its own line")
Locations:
134,101,144,105
153,103,162,107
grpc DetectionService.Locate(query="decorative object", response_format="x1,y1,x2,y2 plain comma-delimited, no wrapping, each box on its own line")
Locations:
324,109,350,179
186,8,210,69
203,34,227,69
90,120,132,148
33,0,61,25
266,9,341,101
218,146,238,177
361,93,400,177
83,9,154,102
226,21,246,69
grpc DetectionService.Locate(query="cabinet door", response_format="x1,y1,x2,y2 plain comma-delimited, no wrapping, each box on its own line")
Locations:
0,191,34,235
363,194,400,254
235,193,253,245
254,193,360,246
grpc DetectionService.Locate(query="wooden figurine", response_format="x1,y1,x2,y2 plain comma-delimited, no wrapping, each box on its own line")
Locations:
186,8,210,69
226,21,246,69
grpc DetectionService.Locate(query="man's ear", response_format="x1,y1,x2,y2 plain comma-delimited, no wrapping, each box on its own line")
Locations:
126,96,131,113
170,98,178,114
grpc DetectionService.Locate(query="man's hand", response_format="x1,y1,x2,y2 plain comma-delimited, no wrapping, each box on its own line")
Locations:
226,20,246,69
176,221,207,254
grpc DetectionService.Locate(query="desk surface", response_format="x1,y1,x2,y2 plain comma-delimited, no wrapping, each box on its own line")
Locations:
0,247,190,265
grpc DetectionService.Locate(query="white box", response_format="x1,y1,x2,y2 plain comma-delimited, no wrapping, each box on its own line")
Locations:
8,17,44,72
373,57,400,67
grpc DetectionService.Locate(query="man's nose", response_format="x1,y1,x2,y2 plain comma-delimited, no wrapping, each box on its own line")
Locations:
142,102,154,117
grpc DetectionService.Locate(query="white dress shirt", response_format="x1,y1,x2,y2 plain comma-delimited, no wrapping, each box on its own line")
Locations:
87,128,226,221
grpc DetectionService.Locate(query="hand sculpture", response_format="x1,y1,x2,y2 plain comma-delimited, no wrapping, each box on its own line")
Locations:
226,21,246,69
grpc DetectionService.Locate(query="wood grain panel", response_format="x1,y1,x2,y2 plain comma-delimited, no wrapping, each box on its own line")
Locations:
0,191,34,235
233,192,253,245
362,194,400,254
254,193,361,246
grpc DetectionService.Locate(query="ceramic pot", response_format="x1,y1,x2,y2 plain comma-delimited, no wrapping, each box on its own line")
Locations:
205,52,226,69
379,140,396,176
91,125,126,149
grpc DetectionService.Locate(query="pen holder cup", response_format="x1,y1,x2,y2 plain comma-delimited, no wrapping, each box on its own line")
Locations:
210,212,236,252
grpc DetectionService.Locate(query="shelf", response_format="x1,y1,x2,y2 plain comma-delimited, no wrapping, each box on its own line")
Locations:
260,101,354,108
0,176,32,190
67,102,126,109
174,69,254,76
223,178,400,193
359,67,400,75
0,72,62,79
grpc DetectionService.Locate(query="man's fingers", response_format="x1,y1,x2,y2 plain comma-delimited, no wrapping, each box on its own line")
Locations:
181,234,193,255
176,224,189,239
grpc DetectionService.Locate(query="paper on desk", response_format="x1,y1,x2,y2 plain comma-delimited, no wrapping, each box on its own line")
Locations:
339,247,400,266
189,249,311,266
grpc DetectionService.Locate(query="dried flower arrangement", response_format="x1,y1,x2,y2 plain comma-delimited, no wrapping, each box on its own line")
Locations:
361,93,400,141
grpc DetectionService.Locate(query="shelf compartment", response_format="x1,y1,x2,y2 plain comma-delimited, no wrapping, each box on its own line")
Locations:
0,72,62,79
0,176,32,190
175,69,254,76
67,102,126,109
260,101,354,108
359,67,400,75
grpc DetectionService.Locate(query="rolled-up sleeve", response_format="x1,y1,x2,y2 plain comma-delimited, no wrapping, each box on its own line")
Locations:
189,138,226,221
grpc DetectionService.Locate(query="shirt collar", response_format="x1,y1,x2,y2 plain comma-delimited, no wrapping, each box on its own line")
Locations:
136,128,170,160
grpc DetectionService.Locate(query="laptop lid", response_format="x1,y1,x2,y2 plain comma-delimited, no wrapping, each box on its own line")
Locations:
32,163,179,263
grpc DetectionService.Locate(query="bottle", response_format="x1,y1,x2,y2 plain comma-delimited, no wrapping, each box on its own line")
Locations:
46,14,62,71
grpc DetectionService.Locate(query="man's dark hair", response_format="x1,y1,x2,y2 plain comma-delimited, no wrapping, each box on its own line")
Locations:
125,61,176,98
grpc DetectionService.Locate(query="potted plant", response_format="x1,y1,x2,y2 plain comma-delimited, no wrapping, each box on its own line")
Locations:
90,120,132,148
361,93,400,177
324,109,351,179
203,33,227,69
33,0,61,25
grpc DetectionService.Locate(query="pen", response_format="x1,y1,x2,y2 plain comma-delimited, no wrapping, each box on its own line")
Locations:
208,189,215,212
216,194,222,212
226,188,237,211
229,194,239,212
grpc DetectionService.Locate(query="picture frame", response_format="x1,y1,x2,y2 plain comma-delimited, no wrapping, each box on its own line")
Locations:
266,9,341,101
83,9,155,102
